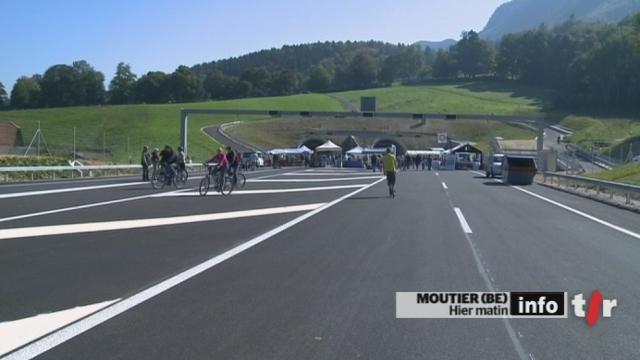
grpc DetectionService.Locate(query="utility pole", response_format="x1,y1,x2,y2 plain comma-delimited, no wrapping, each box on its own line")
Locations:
73,127,77,163
37,121,41,156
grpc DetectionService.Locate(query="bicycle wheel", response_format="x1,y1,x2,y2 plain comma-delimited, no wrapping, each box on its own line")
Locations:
152,172,166,190
221,175,234,195
175,169,188,187
236,173,246,188
199,176,210,196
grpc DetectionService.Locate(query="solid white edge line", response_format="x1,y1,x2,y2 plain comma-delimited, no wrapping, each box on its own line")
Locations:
453,207,473,234
2,176,386,360
512,186,640,240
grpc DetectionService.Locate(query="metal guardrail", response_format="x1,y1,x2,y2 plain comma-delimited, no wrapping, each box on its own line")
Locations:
0,163,206,182
542,172,640,205
0,163,205,172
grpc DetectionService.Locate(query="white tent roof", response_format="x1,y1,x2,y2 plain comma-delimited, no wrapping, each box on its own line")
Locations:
346,146,364,155
298,145,314,154
406,150,444,156
315,140,342,152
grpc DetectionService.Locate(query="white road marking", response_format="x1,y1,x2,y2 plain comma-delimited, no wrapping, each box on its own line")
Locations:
513,186,640,240
155,184,367,197
282,172,368,176
0,203,324,241
453,207,473,234
435,172,440,176
4,177,386,360
0,182,147,199
0,188,193,223
0,299,120,357
474,172,640,240
441,182,448,190
248,176,383,183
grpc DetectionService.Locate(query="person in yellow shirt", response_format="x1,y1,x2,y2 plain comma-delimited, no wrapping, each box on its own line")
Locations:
382,148,398,197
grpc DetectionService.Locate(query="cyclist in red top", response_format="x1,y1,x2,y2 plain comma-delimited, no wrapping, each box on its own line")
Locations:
205,148,229,190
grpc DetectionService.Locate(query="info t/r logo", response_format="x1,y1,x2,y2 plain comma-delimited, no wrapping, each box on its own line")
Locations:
571,290,617,327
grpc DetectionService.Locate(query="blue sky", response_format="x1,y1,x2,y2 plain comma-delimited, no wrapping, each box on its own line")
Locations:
0,0,506,91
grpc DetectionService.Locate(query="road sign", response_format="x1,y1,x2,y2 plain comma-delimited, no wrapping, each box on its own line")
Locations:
438,133,448,144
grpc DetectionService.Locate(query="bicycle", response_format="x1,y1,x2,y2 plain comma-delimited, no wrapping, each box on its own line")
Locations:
151,164,184,190
199,164,234,196
231,169,247,188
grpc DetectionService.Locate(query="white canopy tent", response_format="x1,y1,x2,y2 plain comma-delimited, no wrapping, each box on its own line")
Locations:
267,147,313,155
315,140,342,152
406,150,444,156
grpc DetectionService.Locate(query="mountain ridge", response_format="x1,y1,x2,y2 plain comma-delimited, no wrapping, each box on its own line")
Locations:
481,0,640,40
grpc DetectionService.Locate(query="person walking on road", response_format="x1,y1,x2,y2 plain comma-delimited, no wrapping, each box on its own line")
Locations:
371,154,378,172
150,148,160,180
383,148,399,198
141,146,151,181
427,156,433,171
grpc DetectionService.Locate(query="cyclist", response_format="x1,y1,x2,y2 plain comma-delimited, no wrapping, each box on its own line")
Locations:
382,147,399,198
205,148,229,191
226,146,241,185
159,145,178,184
177,146,186,172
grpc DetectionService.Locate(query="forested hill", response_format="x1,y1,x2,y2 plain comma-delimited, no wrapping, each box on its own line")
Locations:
481,0,640,40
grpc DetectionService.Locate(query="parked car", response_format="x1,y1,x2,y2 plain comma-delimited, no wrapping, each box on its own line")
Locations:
485,154,505,178
502,156,537,185
242,152,264,170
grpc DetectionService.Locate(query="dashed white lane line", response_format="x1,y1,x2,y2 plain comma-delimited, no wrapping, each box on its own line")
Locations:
248,176,383,183
154,184,367,197
453,207,473,234
4,177,386,360
0,188,193,223
441,182,448,190
0,299,120,357
0,203,325,241
0,182,148,200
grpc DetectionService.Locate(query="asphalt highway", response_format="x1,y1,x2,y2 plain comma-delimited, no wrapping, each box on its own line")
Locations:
0,167,639,359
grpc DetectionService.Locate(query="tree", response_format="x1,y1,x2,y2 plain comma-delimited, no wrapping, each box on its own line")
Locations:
378,56,397,85
348,51,377,89
240,67,271,96
10,77,42,108
169,65,201,102
40,64,76,107
269,69,297,95
109,63,137,104
203,70,231,99
307,65,332,92
395,45,426,80
135,71,170,103
450,31,495,78
72,60,105,105
0,81,7,107
432,50,456,79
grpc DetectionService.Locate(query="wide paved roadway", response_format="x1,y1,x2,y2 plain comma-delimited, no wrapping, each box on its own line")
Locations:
0,167,638,359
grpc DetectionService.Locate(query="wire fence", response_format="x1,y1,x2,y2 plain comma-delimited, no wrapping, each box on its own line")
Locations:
7,123,181,165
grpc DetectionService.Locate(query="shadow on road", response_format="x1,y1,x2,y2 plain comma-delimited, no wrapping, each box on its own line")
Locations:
348,196,390,200
483,181,508,186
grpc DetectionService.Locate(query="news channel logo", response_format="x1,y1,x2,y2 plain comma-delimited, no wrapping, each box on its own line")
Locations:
396,290,616,327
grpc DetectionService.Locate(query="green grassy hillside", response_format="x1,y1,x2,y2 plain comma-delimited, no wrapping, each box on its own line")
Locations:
587,163,640,185
0,94,342,163
336,82,550,115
